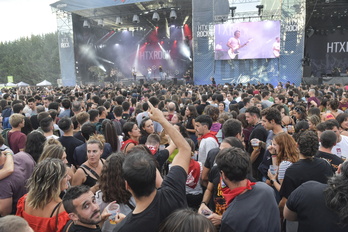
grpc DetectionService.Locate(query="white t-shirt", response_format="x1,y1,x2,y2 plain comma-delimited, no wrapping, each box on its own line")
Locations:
331,135,348,159
198,137,219,164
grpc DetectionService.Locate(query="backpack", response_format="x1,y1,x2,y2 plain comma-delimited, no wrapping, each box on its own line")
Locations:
2,108,12,130
1,128,11,147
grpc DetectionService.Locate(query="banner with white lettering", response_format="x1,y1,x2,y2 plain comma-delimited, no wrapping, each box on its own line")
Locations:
306,31,348,77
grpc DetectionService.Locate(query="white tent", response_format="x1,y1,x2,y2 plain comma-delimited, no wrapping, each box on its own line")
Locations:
6,82,17,87
17,81,29,87
36,80,52,86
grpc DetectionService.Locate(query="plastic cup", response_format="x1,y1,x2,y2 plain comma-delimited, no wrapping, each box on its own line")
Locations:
287,125,294,134
251,138,260,150
271,155,278,166
269,165,278,175
202,209,212,217
105,202,120,224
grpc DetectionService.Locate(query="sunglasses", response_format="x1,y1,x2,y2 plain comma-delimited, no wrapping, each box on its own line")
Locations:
294,106,302,113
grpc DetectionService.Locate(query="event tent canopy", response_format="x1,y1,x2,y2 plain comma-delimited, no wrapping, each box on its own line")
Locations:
6,82,17,87
17,81,30,87
36,80,52,86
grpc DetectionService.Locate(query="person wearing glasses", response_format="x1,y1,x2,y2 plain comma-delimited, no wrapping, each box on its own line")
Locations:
292,105,307,124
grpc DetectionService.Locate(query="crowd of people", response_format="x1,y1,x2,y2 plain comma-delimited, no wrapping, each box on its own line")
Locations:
0,81,348,232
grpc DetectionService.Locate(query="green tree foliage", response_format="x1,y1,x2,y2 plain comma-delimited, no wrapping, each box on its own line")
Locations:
0,32,60,85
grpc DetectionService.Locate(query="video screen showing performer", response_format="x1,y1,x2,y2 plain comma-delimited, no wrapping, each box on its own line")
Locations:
273,37,280,58
214,21,280,60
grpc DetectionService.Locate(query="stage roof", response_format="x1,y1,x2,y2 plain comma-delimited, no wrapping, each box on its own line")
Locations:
50,0,193,31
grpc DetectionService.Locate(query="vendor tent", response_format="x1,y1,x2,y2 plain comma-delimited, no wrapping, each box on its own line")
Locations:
17,81,29,87
36,80,52,86
6,82,17,87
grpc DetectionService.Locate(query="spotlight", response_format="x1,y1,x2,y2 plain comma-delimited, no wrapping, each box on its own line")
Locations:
256,5,264,16
83,20,90,28
116,17,123,25
230,7,236,18
152,12,160,21
132,14,140,23
170,9,177,20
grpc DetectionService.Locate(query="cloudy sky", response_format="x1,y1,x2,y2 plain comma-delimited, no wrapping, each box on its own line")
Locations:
0,0,58,42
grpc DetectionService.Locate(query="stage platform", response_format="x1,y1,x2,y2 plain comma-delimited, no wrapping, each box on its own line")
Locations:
303,76,348,85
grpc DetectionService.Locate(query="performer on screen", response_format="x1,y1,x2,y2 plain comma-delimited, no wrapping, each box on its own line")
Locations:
227,30,241,59
226,30,251,59
273,37,280,58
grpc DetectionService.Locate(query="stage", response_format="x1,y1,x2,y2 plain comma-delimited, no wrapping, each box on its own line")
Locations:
303,76,348,85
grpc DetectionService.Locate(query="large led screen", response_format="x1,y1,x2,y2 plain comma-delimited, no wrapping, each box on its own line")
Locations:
214,21,281,60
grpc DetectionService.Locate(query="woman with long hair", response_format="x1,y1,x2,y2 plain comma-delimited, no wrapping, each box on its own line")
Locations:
72,139,105,193
96,153,135,232
267,132,300,192
184,105,198,145
39,142,75,183
101,119,120,153
121,122,141,153
16,158,70,232
307,114,321,132
139,117,154,145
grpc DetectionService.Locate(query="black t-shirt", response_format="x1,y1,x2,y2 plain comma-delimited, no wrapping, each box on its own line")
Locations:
73,131,85,143
280,157,333,199
58,136,84,166
204,147,220,169
67,224,101,232
122,113,130,121
113,166,187,232
154,149,169,170
185,116,195,134
287,181,348,232
315,150,344,172
196,104,207,115
208,165,226,214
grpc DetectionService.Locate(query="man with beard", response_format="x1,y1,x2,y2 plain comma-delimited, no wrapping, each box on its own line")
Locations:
63,185,113,232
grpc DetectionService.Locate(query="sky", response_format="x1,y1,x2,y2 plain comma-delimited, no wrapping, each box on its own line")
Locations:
0,0,58,43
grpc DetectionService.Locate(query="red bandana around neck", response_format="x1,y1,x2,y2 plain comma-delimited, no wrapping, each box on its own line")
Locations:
186,159,201,189
220,177,256,205
146,145,157,155
198,132,219,144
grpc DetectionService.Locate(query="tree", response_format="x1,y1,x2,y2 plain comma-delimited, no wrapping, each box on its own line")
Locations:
0,32,60,85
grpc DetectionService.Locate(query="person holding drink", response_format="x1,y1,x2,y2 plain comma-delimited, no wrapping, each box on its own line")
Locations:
267,132,299,193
